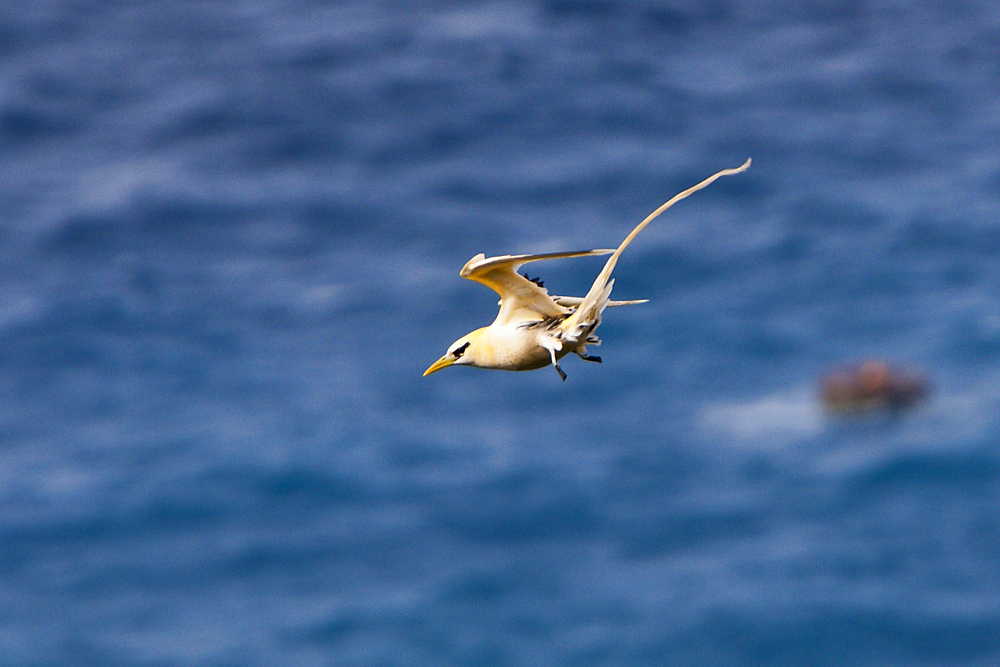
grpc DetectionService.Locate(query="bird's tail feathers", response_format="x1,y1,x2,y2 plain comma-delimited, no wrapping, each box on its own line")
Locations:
561,159,751,344
563,279,614,344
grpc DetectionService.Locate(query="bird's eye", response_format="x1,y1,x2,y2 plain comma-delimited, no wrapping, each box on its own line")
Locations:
453,342,470,358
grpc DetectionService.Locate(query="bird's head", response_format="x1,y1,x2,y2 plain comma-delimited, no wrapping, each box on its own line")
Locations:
423,330,483,376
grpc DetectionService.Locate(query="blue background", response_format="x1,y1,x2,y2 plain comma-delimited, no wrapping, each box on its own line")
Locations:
2,1,1000,664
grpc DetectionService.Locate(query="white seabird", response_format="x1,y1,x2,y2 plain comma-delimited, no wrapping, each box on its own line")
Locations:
424,159,751,380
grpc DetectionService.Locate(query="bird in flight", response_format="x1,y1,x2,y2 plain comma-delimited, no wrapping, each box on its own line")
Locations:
424,159,751,381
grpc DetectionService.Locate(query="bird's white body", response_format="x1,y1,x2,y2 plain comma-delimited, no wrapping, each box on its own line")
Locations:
459,324,557,372
425,159,751,380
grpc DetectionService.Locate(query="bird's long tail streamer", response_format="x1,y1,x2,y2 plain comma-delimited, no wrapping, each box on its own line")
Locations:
564,158,751,336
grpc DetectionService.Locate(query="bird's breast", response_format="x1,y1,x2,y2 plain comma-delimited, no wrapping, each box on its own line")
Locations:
472,325,555,371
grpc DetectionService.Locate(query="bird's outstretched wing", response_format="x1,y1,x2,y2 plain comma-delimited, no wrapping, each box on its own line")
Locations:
460,249,614,326
552,296,648,308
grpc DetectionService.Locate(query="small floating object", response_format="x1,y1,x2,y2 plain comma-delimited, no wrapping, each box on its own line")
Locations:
820,360,929,413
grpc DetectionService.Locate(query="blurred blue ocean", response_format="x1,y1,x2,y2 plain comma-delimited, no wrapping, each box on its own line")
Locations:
2,0,1000,664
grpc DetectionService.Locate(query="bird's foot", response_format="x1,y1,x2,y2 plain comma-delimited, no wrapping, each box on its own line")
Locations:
544,343,567,381
578,353,602,363
554,363,567,381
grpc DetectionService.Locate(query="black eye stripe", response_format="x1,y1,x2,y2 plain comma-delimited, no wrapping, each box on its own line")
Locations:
453,342,471,358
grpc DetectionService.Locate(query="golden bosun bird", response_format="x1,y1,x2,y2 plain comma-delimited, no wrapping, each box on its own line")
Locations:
425,159,751,381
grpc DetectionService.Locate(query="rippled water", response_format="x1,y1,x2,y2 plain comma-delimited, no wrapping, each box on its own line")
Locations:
2,1,1000,665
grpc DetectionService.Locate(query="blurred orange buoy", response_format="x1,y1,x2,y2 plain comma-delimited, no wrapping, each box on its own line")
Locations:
820,360,929,413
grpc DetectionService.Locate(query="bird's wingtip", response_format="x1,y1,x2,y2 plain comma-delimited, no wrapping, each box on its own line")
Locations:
459,253,487,277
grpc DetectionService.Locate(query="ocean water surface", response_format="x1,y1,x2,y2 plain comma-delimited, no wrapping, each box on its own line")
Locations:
2,0,1000,665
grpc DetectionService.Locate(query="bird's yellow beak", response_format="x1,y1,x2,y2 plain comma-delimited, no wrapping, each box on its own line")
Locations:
423,355,456,376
